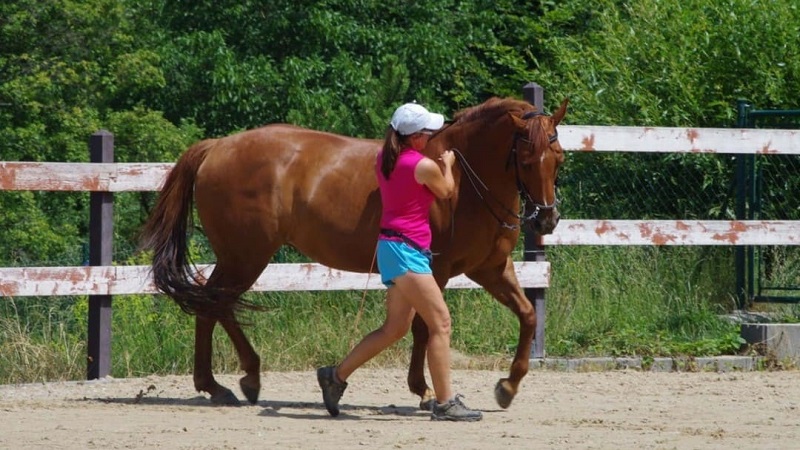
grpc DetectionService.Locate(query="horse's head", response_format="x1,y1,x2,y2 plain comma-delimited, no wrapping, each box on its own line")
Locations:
508,98,569,235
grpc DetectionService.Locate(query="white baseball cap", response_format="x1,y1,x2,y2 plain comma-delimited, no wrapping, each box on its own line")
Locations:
389,103,445,136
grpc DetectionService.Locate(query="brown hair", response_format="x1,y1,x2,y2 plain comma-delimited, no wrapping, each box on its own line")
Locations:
379,126,407,179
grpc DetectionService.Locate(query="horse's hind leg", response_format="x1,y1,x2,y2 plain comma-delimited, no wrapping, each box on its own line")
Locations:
193,313,262,405
193,315,240,405
408,314,436,410
193,248,277,405
219,315,261,404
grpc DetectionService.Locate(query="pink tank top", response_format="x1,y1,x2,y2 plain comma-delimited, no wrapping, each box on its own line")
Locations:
376,148,435,249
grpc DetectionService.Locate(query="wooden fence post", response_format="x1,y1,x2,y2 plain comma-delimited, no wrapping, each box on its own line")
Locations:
522,82,547,359
87,130,114,379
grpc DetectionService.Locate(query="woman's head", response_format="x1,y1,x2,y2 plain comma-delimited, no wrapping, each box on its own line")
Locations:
381,103,444,178
390,103,444,136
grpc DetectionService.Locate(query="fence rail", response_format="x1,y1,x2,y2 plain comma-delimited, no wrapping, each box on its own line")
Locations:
0,262,549,297
3,125,799,193
559,125,800,154
0,161,173,192
545,220,800,246
2,123,798,379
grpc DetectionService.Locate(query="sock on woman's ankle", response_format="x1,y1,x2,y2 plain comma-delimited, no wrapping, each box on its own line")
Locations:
333,367,345,384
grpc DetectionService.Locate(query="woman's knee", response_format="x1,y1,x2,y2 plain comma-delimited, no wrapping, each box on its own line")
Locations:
382,321,411,342
425,309,452,337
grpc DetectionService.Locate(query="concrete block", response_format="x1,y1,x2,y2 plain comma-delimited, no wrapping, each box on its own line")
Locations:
741,323,800,364
694,357,719,371
648,358,674,372
528,356,764,372
714,356,758,372
577,357,616,371
529,358,546,370
614,357,643,370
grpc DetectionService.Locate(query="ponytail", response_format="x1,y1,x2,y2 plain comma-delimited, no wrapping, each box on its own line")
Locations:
380,126,403,179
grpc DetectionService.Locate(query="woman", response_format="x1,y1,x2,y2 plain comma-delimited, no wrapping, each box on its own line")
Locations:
317,102,482,422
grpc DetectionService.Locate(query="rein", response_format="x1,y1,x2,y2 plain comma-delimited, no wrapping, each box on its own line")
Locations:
452,111,559,230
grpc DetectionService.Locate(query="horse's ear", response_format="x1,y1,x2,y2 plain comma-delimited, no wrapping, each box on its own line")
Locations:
509,112,527,129
552,98,569,126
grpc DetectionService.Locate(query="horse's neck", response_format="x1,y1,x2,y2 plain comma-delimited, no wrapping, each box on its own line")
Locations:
451,125,517,195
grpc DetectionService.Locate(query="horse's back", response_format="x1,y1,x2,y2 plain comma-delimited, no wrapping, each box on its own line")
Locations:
194,124,384,272
198,124,376,177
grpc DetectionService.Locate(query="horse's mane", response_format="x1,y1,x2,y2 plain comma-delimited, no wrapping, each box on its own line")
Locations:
451,97,547,151
452,97,534,124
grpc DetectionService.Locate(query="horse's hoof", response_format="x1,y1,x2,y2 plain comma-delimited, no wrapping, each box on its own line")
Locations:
239,378,261,405
210,388,241,406
419,388,436,411
494,379,515,409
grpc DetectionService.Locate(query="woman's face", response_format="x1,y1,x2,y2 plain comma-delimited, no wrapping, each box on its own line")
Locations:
408,130,433,150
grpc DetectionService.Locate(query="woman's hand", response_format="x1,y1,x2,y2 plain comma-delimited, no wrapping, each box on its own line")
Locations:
439,150,455,168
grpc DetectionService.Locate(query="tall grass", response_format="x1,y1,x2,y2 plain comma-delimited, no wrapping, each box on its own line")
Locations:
546,246,744,357
0,298,85,383
4,246,793,385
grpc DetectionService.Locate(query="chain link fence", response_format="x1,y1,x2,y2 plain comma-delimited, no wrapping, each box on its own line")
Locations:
550,104,800,307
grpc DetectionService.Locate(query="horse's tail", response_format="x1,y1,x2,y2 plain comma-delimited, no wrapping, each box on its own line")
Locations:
140,140,225,317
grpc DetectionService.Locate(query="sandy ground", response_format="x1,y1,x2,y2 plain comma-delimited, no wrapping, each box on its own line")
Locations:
1,369,798,449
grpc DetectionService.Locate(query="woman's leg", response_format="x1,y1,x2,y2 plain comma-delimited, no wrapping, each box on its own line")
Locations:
336,287,415,381
392,272,453,403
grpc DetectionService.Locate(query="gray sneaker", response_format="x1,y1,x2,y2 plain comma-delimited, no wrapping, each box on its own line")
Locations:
317,366,348,417
431,394,483,422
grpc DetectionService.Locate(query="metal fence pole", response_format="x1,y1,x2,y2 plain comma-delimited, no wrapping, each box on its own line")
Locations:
87,130,114,379
522,82,546,359
734,100,749,309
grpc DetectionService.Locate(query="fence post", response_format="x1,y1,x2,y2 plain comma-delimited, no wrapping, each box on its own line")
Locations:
522,82,547,359
87,130,114,379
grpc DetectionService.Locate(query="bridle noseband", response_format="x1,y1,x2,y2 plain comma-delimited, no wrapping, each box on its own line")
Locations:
454,110,560,230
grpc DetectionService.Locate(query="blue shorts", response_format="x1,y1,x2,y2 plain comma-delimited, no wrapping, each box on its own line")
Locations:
377,239,432,287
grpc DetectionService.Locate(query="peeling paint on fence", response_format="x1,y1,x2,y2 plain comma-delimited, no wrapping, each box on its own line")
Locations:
559,126,800,154
543,220,800,246
687,129,699,144
581,134,596,151
0,162,172,191
637,222,678,245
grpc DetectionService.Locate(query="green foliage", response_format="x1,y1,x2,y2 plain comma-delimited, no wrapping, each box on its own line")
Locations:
2,0,799,382
447,290,518,355
545,246,744,357
72,293,196,376
537,0,800,125
0,298,85,383
105,108,203,256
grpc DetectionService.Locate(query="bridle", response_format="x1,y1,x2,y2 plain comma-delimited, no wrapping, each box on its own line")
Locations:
453,110,560,231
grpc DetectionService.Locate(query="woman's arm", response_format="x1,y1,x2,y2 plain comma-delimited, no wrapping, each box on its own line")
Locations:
415,150,455,199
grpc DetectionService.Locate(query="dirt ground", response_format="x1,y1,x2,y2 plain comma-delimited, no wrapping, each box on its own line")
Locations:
1,368,798,449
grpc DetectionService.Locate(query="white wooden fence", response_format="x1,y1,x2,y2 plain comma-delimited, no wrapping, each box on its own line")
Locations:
2,124,799,294
1,124,798,377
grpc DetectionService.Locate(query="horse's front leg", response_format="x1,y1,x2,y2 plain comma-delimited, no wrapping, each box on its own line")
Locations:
408,313,436,410
193,315,241,405
467,257,536,409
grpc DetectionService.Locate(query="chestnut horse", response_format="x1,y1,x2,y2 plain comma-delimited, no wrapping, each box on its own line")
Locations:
140,96,568,409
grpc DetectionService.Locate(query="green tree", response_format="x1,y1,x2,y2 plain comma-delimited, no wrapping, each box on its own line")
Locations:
0,0,200,264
